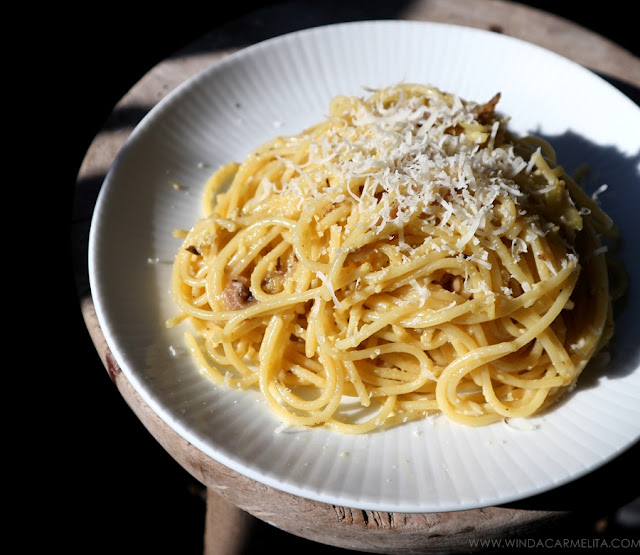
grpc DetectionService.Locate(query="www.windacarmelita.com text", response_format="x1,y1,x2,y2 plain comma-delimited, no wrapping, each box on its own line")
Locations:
469,537,639,550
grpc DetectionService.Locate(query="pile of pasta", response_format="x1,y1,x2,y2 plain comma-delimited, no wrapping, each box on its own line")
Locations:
168,83,621,432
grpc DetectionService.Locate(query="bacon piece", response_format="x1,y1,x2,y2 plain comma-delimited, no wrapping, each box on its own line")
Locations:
473,92,501,121
222,277,255,310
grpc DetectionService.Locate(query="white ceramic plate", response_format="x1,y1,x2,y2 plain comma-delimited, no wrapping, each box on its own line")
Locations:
89,20,640,513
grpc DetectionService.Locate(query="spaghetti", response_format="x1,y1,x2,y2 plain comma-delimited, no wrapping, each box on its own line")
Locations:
168,83,621,432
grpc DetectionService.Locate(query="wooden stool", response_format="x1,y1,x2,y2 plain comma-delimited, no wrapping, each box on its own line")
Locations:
73,2,639,552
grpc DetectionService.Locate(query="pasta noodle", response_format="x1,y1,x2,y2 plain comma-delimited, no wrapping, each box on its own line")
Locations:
167,83,623,432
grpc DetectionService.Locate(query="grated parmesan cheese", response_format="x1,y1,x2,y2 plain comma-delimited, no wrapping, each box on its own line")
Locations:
271,85,548,262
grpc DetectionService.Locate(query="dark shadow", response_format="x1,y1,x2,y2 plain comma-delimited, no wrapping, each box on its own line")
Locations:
175,0,416,56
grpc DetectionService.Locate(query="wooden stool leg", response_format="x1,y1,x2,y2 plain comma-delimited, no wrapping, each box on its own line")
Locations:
204,489,257,555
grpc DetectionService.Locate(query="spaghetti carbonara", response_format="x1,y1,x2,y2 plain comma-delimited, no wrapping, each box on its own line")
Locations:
168,83,621,432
